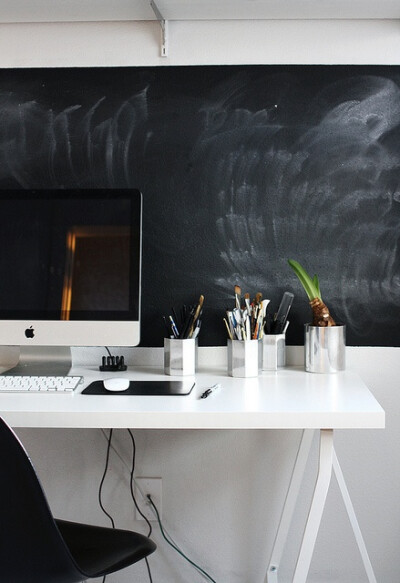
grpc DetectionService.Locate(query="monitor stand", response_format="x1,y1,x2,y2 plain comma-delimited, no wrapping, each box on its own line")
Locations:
3,346,72,376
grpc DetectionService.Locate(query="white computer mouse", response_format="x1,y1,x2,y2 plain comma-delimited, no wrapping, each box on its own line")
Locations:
103,378,130,392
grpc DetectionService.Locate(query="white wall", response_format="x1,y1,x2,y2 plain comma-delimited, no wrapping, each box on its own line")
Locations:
3,17,400,583
0,19,399,67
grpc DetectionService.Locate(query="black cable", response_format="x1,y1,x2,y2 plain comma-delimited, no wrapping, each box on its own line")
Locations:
126,429,153,583
98,428,115,583
126,429,153,536
104,346,113,357
147,495,217,583
98,428,115,528
98,428,153,582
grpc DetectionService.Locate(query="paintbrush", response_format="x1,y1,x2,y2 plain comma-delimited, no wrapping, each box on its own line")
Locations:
180,305,195,339
223,317,233,340
243,308,251,340
258,299,270,339
261,299,270,319
251,292,262,336
234,284,241,310
226,310,236,339
188,294,204,338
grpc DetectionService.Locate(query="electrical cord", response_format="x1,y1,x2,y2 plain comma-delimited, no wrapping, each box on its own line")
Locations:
99,430,217,583
100,429,180,548
98,428,153,583
125,429,153,535
147,495,217,583
126,429,153,583
98,429,115,583
98,428,115,529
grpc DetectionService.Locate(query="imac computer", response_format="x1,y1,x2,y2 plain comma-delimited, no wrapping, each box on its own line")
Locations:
0,189,142,376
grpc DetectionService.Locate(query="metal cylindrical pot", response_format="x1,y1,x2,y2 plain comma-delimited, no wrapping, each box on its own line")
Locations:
227,339,261,378
304,324,346,373
164,338,197,376
262,333,286,371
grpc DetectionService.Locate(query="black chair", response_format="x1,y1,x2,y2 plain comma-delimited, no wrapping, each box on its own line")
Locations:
0,417,156,582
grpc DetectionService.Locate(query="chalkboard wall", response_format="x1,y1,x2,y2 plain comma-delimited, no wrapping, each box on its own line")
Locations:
0,65,399,346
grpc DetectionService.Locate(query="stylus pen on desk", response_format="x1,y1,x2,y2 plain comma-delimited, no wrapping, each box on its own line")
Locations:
200,383,221,399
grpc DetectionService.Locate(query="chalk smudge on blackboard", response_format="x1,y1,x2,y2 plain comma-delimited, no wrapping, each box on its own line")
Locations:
0,90,149,189
201,75,400,337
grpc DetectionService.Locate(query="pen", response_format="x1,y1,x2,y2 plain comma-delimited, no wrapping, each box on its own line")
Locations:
200,383,221,399
172,307,180,328
169,315,180,338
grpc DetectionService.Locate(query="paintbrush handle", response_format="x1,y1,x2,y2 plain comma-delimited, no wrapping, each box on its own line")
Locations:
188,295,204,338
223,318,233,340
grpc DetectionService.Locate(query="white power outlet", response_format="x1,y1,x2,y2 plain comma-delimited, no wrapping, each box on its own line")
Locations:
134,477,162,522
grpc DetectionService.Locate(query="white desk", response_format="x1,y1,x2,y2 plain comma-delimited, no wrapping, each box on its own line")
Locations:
0,366,385,583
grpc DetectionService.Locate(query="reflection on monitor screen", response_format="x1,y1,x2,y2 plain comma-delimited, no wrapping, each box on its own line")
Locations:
0,189,142,375
62,225,131,318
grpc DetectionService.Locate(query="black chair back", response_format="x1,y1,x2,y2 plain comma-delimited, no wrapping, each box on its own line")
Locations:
0,418,85,582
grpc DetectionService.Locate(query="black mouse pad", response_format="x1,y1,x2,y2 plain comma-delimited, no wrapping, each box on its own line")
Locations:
82,380,195,396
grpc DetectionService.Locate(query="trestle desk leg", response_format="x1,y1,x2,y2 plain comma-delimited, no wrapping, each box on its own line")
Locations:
266,429,377,583
332,450,377,583
292,429,334,583
266,430,315,583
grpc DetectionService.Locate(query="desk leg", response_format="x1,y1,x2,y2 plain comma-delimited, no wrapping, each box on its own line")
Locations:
332,450,377,583
266,429,315,583
266,429,378,583
292,429,334,583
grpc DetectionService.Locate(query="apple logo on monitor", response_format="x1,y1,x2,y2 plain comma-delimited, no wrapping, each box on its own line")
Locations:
25,326,35,339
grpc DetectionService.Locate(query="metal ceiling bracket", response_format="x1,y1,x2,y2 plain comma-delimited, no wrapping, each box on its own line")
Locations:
150,0,168,57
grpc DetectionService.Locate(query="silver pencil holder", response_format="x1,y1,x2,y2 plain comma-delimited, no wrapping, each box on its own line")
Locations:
262,333,286,371
304,324,346,373
227,339,261,378
164,338,198,376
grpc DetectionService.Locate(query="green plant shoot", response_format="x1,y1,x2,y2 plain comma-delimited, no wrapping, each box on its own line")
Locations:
287,259,336,327
287,259,321,301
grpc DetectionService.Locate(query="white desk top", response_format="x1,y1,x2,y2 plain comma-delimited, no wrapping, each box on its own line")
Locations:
0,366,385,430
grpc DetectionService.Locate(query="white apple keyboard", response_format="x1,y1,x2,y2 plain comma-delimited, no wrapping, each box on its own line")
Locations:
0,375,83,393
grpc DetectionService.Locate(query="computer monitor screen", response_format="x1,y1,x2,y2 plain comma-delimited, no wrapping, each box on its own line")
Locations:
0,189,142,359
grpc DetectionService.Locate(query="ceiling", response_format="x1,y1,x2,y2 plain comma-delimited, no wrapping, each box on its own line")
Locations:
0,0,399,23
